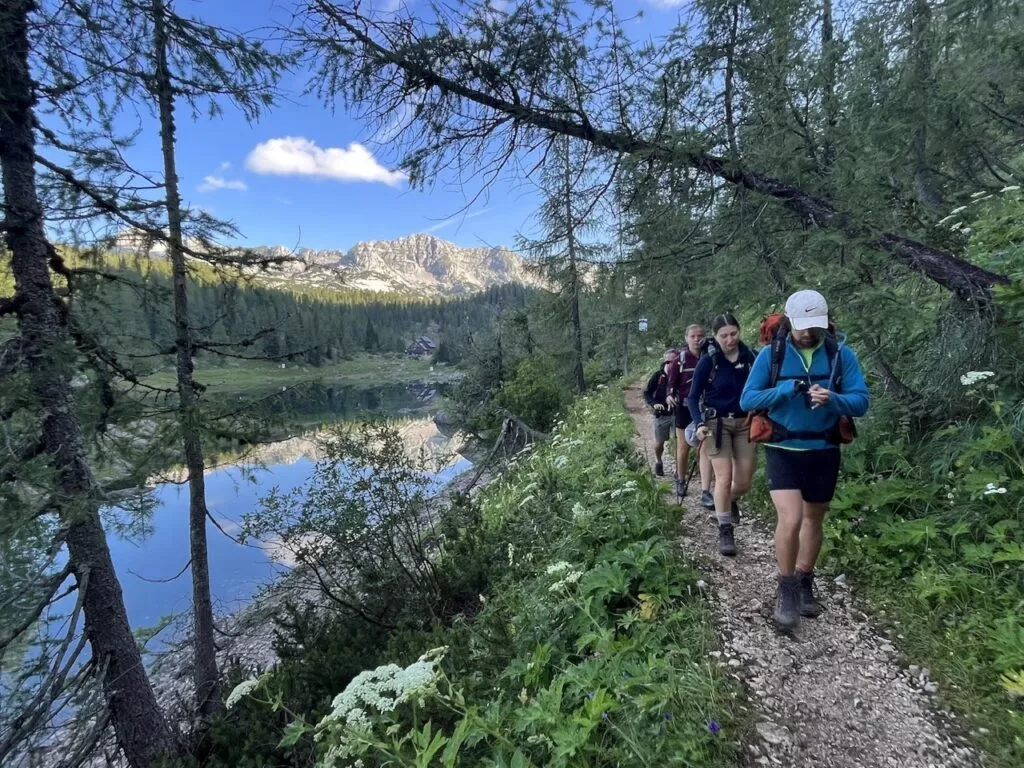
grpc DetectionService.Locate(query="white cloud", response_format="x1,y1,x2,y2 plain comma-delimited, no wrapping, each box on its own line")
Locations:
423,207,493,234
219,161,232,171
198,175,247,192
245,137,406,187
647,0,687,7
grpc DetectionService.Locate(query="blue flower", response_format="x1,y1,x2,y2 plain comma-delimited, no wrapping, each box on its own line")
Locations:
586,691,596,700
601,712,609,721
707,720,721,735
664,711,673,721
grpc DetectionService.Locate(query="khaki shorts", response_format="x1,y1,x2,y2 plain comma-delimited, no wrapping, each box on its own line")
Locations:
653,414,674,443
705,417,756,461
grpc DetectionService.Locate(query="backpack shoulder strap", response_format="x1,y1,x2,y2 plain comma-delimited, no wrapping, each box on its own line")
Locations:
768,335,787,388
824,335,844,391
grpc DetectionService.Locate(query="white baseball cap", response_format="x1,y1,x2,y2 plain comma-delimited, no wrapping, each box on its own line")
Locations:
785,289,830,331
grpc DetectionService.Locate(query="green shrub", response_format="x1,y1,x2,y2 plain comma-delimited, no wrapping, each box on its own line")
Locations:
496,355,573,432
229,389,744,767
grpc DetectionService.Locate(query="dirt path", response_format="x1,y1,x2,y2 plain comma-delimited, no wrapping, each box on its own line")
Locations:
625,384,982,768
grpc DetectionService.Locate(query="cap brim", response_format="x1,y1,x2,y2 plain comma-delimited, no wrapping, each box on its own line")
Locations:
789,314,829,331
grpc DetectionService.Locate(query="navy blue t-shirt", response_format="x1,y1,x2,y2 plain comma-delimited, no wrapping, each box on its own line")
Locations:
687,344,756,423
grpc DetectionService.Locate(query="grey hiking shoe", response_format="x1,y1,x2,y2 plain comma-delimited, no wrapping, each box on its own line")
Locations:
774,575,801,630
700,490,714,509
797,570,822,618
718,523,736,556
654,460,664,477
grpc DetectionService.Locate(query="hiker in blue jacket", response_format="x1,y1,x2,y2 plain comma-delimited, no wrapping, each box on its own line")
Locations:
740,290,869,630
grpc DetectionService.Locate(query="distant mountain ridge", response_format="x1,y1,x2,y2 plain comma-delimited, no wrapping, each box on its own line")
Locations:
249,234,547,297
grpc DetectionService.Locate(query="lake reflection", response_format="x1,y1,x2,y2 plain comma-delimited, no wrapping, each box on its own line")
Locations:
104,383,470,636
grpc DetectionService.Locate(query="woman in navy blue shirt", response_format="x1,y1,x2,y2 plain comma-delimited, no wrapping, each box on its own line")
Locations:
687,314,757,557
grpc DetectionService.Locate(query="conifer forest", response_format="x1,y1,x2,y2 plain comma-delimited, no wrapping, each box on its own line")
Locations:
1,1,1022,767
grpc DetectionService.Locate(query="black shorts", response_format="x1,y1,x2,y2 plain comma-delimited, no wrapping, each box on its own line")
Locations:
765,447,841,504
674,407,693,430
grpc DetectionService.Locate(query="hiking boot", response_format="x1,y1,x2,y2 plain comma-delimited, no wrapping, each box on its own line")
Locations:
730,500,741,525
654,461,664,477
797,570,822,618
701,490,714,509
718,524,736,556
774,574,801,630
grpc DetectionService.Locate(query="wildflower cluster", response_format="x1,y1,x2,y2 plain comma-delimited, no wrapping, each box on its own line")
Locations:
960,370,995,387
546,560,584,592
225,676,265,710
316,647,447,764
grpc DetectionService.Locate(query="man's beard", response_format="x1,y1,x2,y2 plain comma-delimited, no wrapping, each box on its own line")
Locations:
794,332,822,348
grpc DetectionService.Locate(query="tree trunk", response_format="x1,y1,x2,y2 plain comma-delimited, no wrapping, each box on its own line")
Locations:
821,0,838,173
0,3,179,765
907,0,942,210
723,2,740,157
151,0,221,723
563,145,586,393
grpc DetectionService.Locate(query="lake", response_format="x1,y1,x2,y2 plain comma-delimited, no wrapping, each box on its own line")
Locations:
102,382,472,639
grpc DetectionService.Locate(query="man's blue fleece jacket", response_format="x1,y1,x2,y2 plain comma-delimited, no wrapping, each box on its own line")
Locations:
740,338,870,450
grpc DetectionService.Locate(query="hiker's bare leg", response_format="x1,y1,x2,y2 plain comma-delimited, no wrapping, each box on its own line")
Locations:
731,455,756,499
711,457,733,514
699,443,712,492
796,502,829,572
654,438,665,463
772,489,804,576
676,429,690,478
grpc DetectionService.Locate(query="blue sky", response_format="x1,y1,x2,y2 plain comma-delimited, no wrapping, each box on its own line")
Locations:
146,0,689,251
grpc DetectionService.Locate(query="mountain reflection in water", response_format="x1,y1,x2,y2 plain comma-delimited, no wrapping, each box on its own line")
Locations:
103,383,470,636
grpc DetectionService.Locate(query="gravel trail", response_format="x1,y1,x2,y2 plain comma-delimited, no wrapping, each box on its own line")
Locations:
625,384,983,768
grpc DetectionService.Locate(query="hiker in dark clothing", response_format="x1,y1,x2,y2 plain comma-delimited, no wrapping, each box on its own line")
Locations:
644,348,679,477
741,290,869,630
688,314,757,557
667,324,712,502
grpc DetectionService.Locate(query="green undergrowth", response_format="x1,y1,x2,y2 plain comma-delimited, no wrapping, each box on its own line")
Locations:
746,383,1023,767
208,386,744,767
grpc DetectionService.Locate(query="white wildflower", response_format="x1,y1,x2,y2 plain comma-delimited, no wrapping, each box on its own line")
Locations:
609,480,638,499
970,191,989,199
1000,185,1020,193
507,543,515,566
696,579,708,590
571,502,590,522
937,214,956,225
553,455,569,469
949,205,968,215
983,483,1007,496
225,677,263,709
546,561,572,575
548,570,584,592
960,370,995,386
317,648,447,758
973,194,993,202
